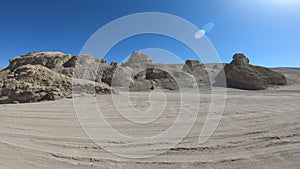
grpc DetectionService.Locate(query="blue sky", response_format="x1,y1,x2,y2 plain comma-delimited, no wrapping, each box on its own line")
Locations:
0,0,299,68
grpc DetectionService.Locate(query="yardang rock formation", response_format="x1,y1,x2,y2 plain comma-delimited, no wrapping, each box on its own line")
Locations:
0,52,112,104
217,53,287,90
0,52,288,103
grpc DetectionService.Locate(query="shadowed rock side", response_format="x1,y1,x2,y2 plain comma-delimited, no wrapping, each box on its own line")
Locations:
129,64,181,91
216,54,287,90
0,68,8,97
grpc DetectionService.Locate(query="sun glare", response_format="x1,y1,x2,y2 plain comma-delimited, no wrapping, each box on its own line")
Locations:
267,0,300,7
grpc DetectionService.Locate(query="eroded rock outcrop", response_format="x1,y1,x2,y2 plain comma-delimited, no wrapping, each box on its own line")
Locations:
121,51,152,69
128,64,180,91
0,68,8,96
1,64,72,103
119,54,208,91
8,52,72,70
1,51,284,103
0,52,112,103
183,60,210,88
219,53,287,90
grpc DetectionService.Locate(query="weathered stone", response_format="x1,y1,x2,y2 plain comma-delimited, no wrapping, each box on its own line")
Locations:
129,64,179,91
2,51,284,104
63,56,77,68
121,52,151,69
0,64,71,103
0,52,112,104
110,67,134,88
231,53,250,65
145,68,179,90
8,52,72,70
182,60,211,88
218,53,287,90
122,55,204,91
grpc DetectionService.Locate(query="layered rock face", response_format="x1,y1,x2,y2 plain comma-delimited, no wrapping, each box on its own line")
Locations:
0,52,112,104
8,52,73,70
220,53,287,90
1,65,72,103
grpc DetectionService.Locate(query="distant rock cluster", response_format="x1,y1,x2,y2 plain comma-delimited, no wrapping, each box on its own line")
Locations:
117,52,210,91
0,51,288,103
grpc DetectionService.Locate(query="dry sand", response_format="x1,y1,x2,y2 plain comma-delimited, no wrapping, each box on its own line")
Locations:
0,68,299,169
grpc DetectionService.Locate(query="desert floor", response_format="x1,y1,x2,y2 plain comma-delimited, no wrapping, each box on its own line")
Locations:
0,68,299,169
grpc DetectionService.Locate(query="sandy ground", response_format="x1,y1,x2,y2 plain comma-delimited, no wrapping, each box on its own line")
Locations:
0,68,300,169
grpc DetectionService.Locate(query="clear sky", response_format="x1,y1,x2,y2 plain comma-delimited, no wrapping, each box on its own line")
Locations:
0,0,299,68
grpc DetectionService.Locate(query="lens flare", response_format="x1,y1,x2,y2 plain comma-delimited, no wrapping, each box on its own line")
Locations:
202,22,214,33
194,22,214,39
194,29,206,39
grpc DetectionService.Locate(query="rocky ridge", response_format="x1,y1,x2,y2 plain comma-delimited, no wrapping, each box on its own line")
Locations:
0,52,211,103
0,52,288,103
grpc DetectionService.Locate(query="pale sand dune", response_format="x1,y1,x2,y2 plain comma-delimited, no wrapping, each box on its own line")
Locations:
0,69,300,168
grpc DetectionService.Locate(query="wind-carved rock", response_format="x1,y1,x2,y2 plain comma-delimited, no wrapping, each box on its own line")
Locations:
121,53,205,91
121,51,152,69
183,60,211,88
217,53,287,90
121,52,182,91
0,52,112,104
0,51,288,103
231,53,250,65
8,52,73,70
1,64,73,103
